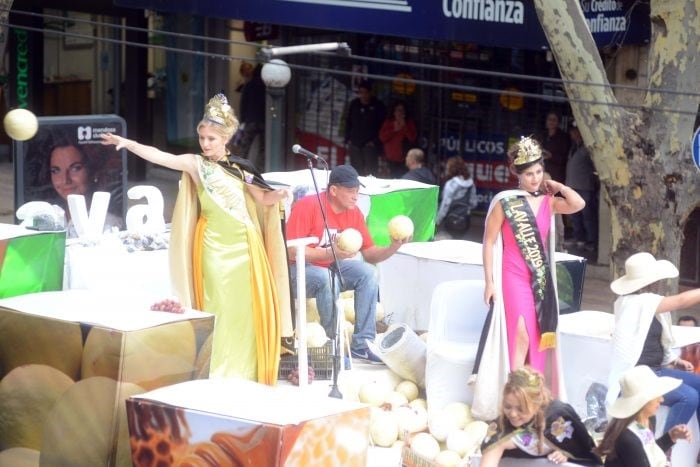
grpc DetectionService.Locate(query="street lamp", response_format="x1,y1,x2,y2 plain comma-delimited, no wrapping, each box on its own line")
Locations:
261,59,291,173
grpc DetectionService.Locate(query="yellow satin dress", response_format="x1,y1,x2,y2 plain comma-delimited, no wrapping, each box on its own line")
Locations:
186,157,281,383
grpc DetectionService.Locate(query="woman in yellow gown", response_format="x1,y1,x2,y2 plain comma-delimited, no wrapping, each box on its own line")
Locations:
101,94,292,384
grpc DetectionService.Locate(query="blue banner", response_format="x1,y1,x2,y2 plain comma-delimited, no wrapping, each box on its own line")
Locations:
113,0,650,50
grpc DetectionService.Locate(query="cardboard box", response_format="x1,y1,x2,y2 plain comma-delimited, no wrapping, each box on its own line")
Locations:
127,378,371,466
0,290,213,466
0,224,65,299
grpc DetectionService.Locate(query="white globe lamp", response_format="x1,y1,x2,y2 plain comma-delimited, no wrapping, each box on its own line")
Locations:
261,59,291,88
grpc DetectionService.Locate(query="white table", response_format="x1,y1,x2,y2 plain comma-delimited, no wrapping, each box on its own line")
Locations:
378,240,585,330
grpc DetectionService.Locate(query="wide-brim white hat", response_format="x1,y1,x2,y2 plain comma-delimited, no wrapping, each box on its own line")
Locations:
610,252,678,295
608,365,681,419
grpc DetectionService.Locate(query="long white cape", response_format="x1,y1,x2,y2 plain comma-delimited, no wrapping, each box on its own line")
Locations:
471,190,566,421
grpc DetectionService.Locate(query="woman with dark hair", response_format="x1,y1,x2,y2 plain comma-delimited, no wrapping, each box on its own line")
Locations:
435,156,477,239
595,365,690,466
471,136,585,420
379,100,417,178
481,366,600,466
101,93,292,384
43,132,123,236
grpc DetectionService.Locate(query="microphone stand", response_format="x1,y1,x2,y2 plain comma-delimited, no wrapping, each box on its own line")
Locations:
304,157,344,399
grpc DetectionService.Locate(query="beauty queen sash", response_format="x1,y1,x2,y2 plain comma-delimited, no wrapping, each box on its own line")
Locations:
501,195,558,350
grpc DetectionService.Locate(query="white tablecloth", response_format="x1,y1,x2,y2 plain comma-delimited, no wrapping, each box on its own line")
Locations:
64,243,172,300
378,240,583,330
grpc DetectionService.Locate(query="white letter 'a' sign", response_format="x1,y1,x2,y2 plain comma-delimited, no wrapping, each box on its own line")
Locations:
126,185,166,233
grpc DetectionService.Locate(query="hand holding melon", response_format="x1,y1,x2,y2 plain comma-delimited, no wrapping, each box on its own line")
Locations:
388,215,414,242
336,228,363,254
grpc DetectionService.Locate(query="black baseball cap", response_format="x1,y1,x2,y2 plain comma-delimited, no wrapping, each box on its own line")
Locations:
328,165,365,188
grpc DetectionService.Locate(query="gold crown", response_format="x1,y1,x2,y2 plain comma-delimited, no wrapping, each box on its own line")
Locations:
203,93,235,129
513,136,543,166
509,368,542,390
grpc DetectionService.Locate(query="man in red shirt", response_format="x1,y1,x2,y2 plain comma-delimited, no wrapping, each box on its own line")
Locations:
286,165,409,363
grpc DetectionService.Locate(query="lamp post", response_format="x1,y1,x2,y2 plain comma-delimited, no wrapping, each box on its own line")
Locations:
261,59,291,173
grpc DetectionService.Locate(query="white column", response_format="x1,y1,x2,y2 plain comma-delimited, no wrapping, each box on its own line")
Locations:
286,236,318,387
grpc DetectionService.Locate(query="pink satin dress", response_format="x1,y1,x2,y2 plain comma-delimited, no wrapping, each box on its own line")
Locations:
500,194,552,372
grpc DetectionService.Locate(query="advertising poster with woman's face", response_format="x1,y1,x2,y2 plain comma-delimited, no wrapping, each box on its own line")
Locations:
14,115,127,229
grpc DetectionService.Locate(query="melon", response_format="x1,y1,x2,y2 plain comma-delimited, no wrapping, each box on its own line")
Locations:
305,322,328,348
435,449,462,467
410,433,440,461
388,215,414,241
40,376,144,467
0,312,83,380
369,410,399,447
344,298,356,323
3,109,38,141
337,228,362,254
81,321,196,391
395,380,419,402
0,365,74,450
0,447,40,467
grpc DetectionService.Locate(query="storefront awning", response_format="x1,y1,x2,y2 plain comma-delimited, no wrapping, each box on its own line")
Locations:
113,0,649,51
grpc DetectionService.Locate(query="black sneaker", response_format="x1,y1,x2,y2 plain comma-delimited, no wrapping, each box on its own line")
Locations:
351,347,384,364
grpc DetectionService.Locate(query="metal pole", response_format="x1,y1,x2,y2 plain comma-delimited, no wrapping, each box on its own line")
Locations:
264,86,286,173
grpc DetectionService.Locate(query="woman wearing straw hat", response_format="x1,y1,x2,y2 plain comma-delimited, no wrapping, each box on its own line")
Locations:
595,365,691,466
607,252,700,437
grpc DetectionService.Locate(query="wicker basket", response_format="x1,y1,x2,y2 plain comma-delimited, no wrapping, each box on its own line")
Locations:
278,341,334,380
401,443,473,467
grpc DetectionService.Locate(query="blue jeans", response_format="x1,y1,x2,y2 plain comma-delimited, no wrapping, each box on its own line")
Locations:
290,260,379,353
655,367,700,432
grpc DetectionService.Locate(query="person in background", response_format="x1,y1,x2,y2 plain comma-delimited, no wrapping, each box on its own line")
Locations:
285,164,410,363
678,315,698,327
536,111,570,183
379,101,417,178
401,148,436,185
235,64,266,169
564,121,598,252
480,366,600,466
101,93,292,385
607,252,700,437
435,156,477,239
595,365,691,466
472,137,585,420
344,80,386,176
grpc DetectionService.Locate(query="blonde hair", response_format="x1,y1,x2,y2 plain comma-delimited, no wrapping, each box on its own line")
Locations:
198,93,239,140
499,367,552,454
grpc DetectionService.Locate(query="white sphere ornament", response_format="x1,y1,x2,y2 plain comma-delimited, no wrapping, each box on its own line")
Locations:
337,228,363,254
261,59,291,88
388,215,414,241
3,108,38,141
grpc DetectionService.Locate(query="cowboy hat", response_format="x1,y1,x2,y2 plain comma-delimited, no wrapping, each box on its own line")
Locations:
610,252,679,295
608,365,681,419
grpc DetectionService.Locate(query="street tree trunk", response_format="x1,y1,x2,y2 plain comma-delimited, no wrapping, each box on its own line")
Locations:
534,0,700,286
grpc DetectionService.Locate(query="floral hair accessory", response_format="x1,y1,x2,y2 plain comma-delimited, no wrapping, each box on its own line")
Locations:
203,93,235,130
513,136,543,166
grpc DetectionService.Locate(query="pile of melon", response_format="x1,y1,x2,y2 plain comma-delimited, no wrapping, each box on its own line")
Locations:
0,309,209,466
338,369,488,467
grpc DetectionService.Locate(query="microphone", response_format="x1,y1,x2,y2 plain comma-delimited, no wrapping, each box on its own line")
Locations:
292,144,322,161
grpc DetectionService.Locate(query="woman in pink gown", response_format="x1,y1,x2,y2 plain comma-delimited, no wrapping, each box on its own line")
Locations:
472,136,585,420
